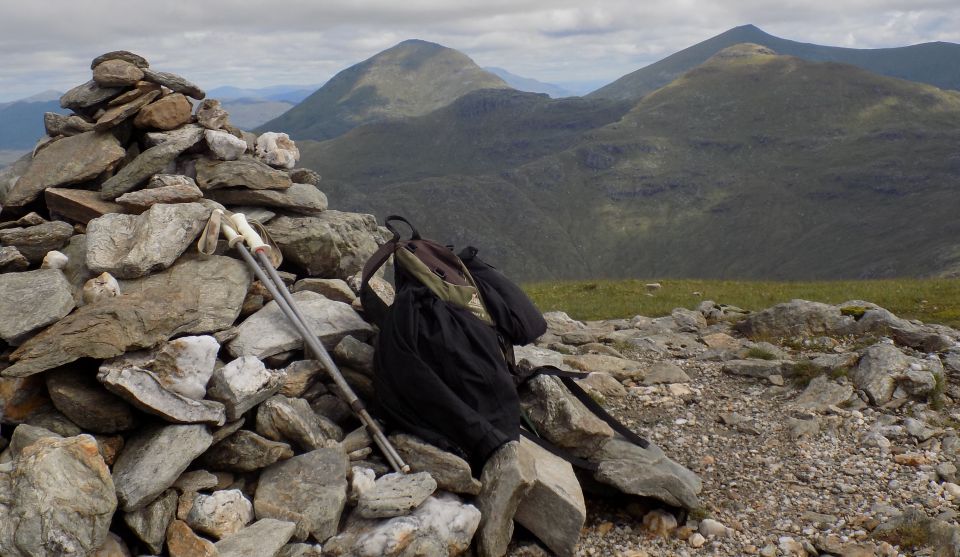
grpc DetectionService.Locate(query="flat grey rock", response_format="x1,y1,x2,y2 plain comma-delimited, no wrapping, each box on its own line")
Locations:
0,246,29,272
214,518,297,557
141,68,206,99
45,367,137,433
116,181,203,209
112,423,213,511
254,447,349,542
292,278,356,303
476,441,536,557
227,290,373,359
735,299,854,339
97,363,226,425
195,157,292,190
59,79,124,110
333,336,374,376
642,361,691,385
591,437,702,510
265,211,383,279
0,269,75,345
198,429,294,472
123,488,177,554
389,433,481,495
206,182,327,215
0,220,75,264
255,395,343,451
722,359,787,378
852,343,909,404
357,472,437,519
100,126,204,199
793,375,855,411
520,374,613,458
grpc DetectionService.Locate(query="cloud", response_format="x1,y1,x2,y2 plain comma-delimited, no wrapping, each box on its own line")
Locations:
0,0,956,101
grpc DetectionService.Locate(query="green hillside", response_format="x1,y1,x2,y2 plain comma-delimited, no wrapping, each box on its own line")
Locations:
257,39,510,140
589,24,960,102
304,44,960,282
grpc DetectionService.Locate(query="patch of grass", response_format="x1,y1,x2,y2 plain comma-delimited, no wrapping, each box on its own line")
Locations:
829,367,850,380
687,507,711,521
523,278,960,329
745,347,778,360
930,373,946,411
788,361,822,388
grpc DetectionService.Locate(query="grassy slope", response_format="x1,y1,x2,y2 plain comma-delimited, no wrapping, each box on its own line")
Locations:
588,24,960,102
524,278,960,328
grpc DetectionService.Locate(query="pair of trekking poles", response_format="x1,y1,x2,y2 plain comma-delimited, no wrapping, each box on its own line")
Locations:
201,209,409,474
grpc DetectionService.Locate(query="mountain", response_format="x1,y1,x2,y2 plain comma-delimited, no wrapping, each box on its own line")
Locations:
257,39,511,140
589,24,960,102
220,99,295,130
484,67,574,98
0,97,65,150
299,44,960,281
207,84,320,103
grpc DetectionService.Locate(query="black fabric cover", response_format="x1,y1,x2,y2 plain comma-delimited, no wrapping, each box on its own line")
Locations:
372,246,547,469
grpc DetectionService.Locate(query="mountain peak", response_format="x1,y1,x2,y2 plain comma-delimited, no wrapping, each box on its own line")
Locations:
710,43,778,60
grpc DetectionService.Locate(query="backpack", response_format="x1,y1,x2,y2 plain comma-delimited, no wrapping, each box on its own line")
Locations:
360,216,647,471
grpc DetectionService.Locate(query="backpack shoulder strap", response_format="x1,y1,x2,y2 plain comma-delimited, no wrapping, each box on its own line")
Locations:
360,216,420,326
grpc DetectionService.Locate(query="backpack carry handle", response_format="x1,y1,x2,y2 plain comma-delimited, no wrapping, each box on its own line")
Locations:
385,215,421,241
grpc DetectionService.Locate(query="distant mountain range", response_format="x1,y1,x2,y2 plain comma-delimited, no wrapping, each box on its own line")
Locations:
484,67,574,98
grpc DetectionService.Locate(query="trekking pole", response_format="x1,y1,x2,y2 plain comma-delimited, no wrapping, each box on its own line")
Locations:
216,211,410,474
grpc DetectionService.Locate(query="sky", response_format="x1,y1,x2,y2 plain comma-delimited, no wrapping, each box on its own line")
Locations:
0,0,958,102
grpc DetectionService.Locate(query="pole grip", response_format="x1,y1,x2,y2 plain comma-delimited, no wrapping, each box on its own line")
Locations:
230,213,268,252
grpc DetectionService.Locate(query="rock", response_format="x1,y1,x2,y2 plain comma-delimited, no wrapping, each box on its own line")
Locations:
288,168,321,186
293,278,357,303
112,424,213,511
44,188,127,225
116,181,203,209
106,81,161,107
93,59,144,86
4,131,126,207
256,395,343,450
184,489,253,539
254,447,349,542
278,359,323,397
206,356,282,421
91,532,131,556
722,359,786,378
196,99,229,130
0,435,117,557
20,410,80,437
854,307,955,352
642,509,677,537
195,157,293,190
642,362,691,385
787,416,820,439
86,202,210,278
873,509,960,555
579,372,628,397
266,212,384,279
0,246,28,272
228,291,373,359
515,436,586,557
4,423,62,460
60,80,124,110
141,68,206,99
563,353,643,381
198,429,294,472
40,250,68,269
389,433,482,495
735,300,854,338
278,543,324,557
151,335,220,399
205,183,327,215
852,343,909,404
0,269,75,345
793,375,854,410
689,532,706,548
520,374,614,457
100,125,204,199
591,437,702,510
560,329,599,345
256,132,300,169
0,375,52,424
97,363,226,425
44,112,94,137
699,518,730,538
166,519,217,557
124,488,178,554
45,367,136,433
671,308,708,332
91,50,149,70
173,470,219,492
214,518,297,557
324,493,480,557
94,89,161,131
83,272,121,304
134,93,193,130
333,336,374,376
0,220,74,264
357,472,437,519
205,129,248,160
476,441,535,557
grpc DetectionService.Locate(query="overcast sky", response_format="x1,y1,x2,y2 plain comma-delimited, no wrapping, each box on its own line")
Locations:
0,0,957,102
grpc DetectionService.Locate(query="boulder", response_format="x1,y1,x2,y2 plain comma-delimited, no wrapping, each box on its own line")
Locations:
333,336,374,376
196,99,229,130
266,212,384,279
205,182,327,215
0,246,29,272
4,423,62,461
44,113,94,137
93,59,144,87
100,125,204,199
91,51,149,70
195,157,292,190
722,359,787,378
292,278,357,303
59,79,124,110
206,356,282,421
151,335,220,400
563,353,642,381
0,269,75,345
141,68,205,99
475,441,536,557
851,343,909,404
214,518,298,557
94,89,161,131
205,129,248,160
45,367,137,433
115,181,203,209
735,300,854,339
642,362,691,385
134,93,193,130
184,489,254,539
255,395,343,451
0,221,74,264
2,255,252,377
254,447,350,542
97,363,226,425
112,424,213,511
86,202,210,278
166,519,217,557
4,131,125,207
0,435,117,557
123,488,178,554
793,375,855,411
854,307,955,352
256,132,300,169
388,433,482,495
227,290,373,359
515,436,586,557
591,437,702,510
357,472,437,519
519,374,614,457
197,429,294,472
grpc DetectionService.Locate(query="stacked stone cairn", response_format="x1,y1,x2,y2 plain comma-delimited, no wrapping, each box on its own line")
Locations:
0,52,703,556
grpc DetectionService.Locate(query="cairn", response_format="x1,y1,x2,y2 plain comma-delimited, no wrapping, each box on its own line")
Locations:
0,52,703,556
